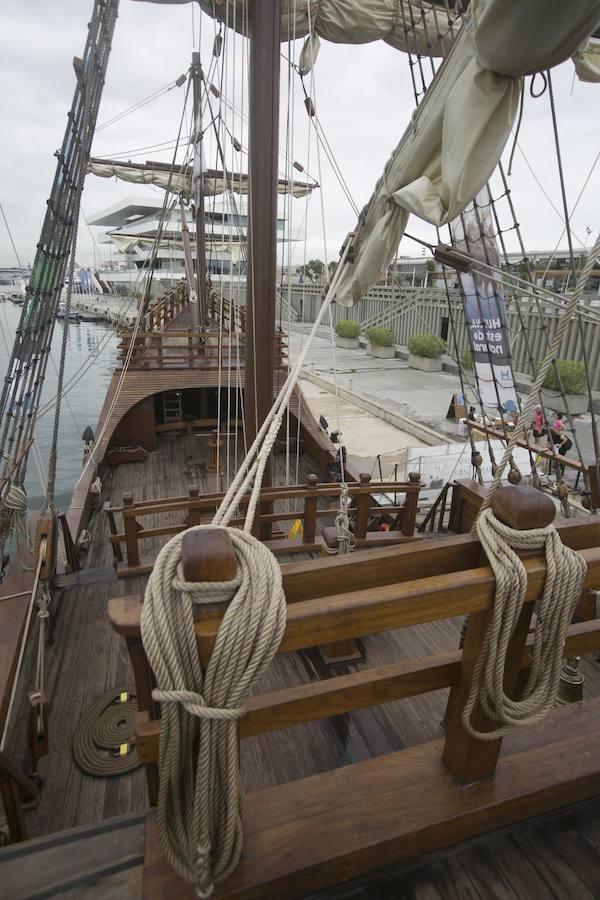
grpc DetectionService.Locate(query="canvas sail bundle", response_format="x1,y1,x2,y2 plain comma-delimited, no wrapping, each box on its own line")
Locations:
133,0,447,57
334,0,600,305
88,158,315,198
573,36,600,81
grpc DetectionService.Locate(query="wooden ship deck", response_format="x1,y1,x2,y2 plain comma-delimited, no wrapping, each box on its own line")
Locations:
3,3,600,896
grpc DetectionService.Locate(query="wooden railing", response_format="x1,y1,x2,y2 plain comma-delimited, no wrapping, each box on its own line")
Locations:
145,283,188,331
208,293,246,333
116,329,287,370
108,492,600,898
106,473,422,577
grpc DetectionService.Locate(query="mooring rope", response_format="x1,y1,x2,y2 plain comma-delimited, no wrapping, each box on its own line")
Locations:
462,507,586,740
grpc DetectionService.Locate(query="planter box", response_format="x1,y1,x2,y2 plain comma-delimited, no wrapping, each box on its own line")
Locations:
540,388,588,416
336,335,359,350
367,342,395,359
408,353,443,373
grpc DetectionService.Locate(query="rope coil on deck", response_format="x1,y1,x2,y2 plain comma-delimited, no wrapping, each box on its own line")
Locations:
462,508,586,740
141,525,286,898
72,687,141,776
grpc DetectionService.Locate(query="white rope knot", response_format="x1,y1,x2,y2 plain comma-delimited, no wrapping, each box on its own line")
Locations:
152,689,244,721
462,506,587,740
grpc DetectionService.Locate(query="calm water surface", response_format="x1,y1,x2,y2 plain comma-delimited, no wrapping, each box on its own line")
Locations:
0,300,118,511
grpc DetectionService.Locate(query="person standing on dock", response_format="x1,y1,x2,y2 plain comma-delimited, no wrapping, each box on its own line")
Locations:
532,405,547,446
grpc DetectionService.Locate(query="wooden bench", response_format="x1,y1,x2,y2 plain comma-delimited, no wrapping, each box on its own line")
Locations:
108,486,600,898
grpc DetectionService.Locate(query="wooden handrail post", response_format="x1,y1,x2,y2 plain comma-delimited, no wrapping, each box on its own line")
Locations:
354,473,372,540
401,473,421,536
105,501,123,563
588,463,600,512
303,474,319,544
122,492,141,569
442,485,557,785
186,486,202,527
0,777,26,843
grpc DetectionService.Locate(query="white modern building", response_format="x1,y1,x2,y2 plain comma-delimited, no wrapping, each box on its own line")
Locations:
88,195,285,292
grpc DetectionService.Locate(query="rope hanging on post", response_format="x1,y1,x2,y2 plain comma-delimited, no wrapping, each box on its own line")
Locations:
141,526,286,897
334,481,355,555
462,506,586,740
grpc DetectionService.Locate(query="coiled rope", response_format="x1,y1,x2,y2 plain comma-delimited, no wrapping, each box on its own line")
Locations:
141,526,286,897
0,483,33,565
73,687,140,776
463,507,586,739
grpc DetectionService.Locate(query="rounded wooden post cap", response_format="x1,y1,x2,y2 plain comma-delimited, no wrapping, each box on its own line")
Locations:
182,528,237,582
490,485,555,530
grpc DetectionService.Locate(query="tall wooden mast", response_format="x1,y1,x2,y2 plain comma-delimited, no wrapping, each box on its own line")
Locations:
191,50,207,326
245,0,281,446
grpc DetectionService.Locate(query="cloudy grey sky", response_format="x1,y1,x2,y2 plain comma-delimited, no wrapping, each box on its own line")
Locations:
0,0,598,269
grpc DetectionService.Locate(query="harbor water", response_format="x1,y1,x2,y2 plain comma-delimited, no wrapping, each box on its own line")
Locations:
0,300,120,512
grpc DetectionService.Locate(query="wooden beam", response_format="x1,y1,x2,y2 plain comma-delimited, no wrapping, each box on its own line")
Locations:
281,514,600,603
132,619,600,765
193,547,600,661
109,543,600,651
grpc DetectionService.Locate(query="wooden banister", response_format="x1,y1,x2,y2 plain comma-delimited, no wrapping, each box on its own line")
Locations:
109,478,422,576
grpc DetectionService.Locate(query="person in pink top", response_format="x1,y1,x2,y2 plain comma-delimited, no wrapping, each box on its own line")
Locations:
550,412,572,457
532,405,546,445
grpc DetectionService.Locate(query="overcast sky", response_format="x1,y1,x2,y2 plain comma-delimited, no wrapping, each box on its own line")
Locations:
0,0,598,270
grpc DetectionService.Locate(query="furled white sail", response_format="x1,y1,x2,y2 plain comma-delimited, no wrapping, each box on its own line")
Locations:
89,161,190,194
107,233,238,252
132,0,448,57
573,36,600,82
335,0,600,305
87,159,315,198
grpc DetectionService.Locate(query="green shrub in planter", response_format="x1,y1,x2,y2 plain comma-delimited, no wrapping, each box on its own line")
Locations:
407,333,446,359
334,319,361,340
366,326,395,347
538,359,587,395
460,348,473,370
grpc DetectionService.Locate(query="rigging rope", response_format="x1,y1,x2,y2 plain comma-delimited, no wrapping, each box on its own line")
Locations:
478,232,600,513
